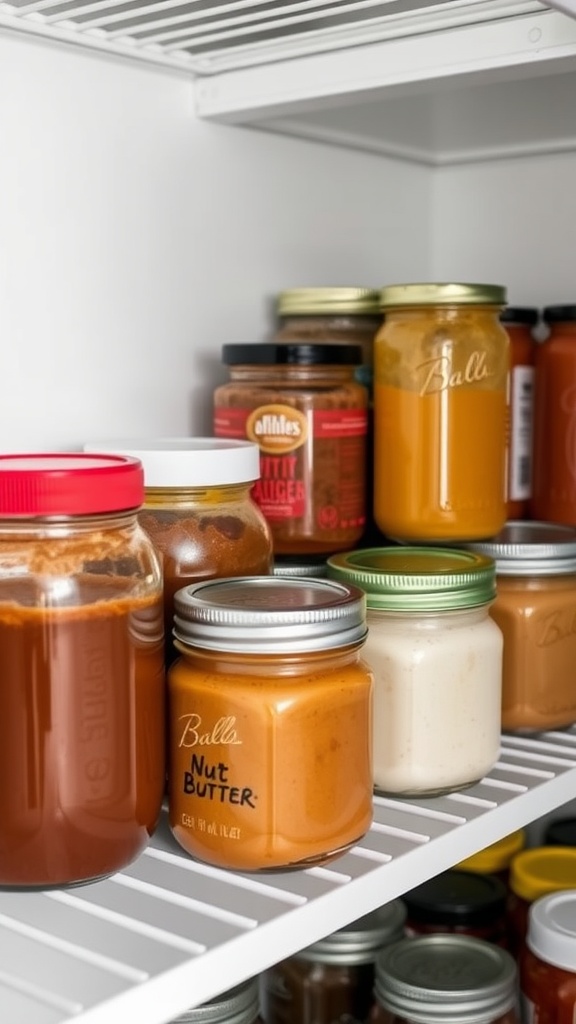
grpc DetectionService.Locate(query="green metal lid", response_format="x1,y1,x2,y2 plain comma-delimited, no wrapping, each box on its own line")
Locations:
277,287,381,316
379,283,507,309
327,547,496,611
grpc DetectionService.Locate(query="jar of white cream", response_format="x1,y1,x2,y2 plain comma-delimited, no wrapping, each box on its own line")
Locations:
328,547,503,797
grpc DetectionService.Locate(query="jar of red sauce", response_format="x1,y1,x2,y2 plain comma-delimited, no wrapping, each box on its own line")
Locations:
168,575,373,871
531,305,576,524
520,891,576,1024
500,306,538,520
402,869,509,947
0,454,166,887
507,846,576,957
371,934,519,1024
261,901,406,1024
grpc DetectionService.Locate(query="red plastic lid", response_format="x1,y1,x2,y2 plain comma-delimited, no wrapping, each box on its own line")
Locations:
0,454,144,516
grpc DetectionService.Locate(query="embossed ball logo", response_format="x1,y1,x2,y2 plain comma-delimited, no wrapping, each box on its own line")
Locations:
246,404,308,454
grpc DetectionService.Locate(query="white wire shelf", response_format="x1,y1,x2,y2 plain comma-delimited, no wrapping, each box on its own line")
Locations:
1,726,576,1024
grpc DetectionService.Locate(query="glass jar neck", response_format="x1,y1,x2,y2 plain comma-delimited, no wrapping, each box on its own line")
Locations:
226,364,357,385
0,509,139,538
173,642,365,676
144,484,253,507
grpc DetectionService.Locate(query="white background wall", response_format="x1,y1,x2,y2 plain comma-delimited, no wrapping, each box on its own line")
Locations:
0,30,431,449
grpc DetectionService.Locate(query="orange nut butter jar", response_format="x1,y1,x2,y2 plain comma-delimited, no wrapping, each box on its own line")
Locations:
213,343,369,556
500,307,538,521
374,283,509,542
531,305,576,525
466,520,576,732
0,454,166,888
168,575,373,871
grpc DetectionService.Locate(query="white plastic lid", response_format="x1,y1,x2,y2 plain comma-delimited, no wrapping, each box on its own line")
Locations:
527,891,576,971
83,438,261,487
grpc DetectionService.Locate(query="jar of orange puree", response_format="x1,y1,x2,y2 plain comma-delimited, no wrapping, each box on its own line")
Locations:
374,283,509,542
168,575,373,871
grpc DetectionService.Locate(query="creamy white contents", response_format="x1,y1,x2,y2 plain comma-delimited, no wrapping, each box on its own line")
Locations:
365,606,503,795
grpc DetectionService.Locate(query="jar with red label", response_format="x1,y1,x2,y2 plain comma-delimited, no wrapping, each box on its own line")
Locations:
213,343,368,555
520,891,576,1024
500,306,538,520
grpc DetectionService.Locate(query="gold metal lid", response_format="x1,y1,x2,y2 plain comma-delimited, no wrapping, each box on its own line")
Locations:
277,287,381,316
379,283,507,308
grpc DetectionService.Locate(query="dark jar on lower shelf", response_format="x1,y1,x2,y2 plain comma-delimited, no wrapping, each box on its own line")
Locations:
402,868,509,948
371,934,519,1024
261,902,407,1024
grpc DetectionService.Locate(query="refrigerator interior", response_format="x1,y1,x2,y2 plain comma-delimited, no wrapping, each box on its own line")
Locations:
1,8,576,1022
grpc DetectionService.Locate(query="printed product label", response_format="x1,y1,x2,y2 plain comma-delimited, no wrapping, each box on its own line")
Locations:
509,364,535,500
214,404,367,529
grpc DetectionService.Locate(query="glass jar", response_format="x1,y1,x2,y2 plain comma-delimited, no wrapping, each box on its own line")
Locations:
0,453,165,888
213,343,369,555
507,846,576,957
170,978,261,1024
532,305,576,524
83,438,273,667
374,282,509,542
168,576,373,871
402,869,509,948
371,934,519,1024
520,891,576,1024
500,307,538,521
327,546,502,796
274,287,382,393
261,901,407,1024
466,520,576,732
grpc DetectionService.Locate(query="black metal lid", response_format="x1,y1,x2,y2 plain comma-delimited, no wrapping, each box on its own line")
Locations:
500,306,539,325
544,817,576,847
222,343,363,365
543,305,576,323
403,869,507,927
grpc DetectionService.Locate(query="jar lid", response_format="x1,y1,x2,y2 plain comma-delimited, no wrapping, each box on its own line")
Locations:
508,846,576,902
0,453,143,516
403,870,507,927
456,830,526,875
464,520,576,574
500,306,539,325
374,935,517,1024
544,816,576,847
221,343,362,366
527,891,576,973
273,556,329,578
379,283,507,308
277,287,381,317
173,576,367,653
296,901,407,966
327,547,496,611
83,438,261,488
171,978,260,1024
543,305,576,323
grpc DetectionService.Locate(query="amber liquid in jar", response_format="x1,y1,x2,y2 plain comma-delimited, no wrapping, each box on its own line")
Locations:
374,285,509,542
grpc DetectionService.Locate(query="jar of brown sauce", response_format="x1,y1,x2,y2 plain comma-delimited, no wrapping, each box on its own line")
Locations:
0,453,166,888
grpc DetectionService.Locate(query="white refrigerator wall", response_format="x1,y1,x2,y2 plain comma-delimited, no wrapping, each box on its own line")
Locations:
0,31,431,450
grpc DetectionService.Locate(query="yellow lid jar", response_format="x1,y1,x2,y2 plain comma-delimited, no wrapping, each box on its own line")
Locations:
168,576,373,871
374,283,509,542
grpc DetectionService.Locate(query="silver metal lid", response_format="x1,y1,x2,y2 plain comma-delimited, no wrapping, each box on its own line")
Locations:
171,978,260,1024
273,557,329,578
173,576,367,653
295,901,407,966
465,520,576,575
374,935,517,1024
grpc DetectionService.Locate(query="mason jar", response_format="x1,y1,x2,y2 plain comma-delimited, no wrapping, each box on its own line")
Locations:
168,575,373,871
0,453,165,887
328,546,502,796
374,283,509,542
